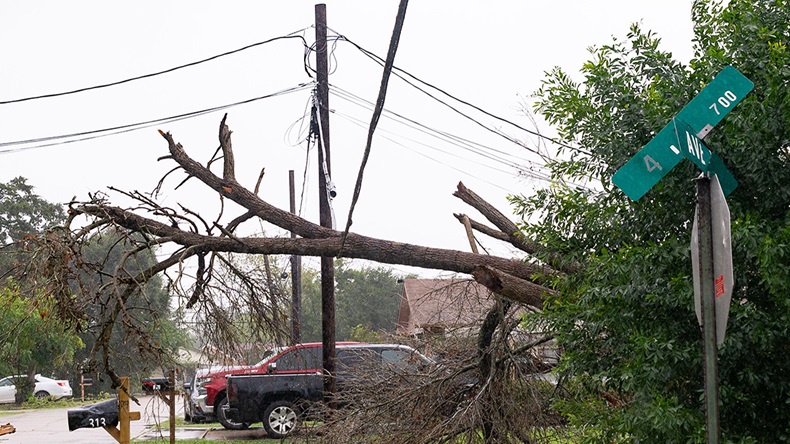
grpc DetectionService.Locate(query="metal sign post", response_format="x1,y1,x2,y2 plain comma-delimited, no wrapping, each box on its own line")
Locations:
696,175,720,444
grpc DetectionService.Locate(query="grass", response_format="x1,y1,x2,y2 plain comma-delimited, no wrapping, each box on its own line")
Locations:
151,417,222,430
0,394,113,412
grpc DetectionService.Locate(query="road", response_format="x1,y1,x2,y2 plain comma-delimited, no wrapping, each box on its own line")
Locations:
0,395,208,443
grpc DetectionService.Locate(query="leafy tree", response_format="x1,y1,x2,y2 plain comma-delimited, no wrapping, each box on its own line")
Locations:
301,260,409,342
0,177,64,244
0,177,64,281
519,0,789,441
0,282,83,403
0,177,82,402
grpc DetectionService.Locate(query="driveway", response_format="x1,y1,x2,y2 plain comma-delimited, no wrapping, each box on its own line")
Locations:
0,395,207,443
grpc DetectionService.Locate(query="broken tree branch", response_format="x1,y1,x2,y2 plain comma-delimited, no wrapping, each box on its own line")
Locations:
219,114,236,182
471,265,555,309
73,203,550,284
453,213,510,243
454,182,578,274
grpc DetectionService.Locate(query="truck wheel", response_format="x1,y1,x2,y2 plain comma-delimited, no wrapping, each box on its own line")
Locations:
263,400,300,438
217,396,250,430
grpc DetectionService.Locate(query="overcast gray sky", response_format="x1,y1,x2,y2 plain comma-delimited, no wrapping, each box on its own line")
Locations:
1,1,695,276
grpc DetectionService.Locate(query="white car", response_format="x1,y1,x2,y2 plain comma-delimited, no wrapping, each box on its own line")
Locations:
0,374,73,403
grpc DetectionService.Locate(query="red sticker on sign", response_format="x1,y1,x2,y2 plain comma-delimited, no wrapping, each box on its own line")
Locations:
715,274,725,298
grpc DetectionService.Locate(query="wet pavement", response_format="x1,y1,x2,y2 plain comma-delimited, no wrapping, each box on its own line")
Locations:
0,395,223,443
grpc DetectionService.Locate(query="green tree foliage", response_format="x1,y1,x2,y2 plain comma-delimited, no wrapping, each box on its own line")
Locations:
0,177,64,281
0,177,82,402
0,177,64,244
0,282,83,403
301,260,408,342
519,0,789,441
0,178,185,392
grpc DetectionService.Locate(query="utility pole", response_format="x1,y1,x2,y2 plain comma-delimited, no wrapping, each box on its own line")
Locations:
314,3,337,405
289,170,302,344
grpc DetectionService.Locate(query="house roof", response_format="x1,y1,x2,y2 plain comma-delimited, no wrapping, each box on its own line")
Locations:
396,278,495,336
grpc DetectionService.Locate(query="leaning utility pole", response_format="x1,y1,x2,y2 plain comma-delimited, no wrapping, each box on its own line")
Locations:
314,3,337,404
289,170,302,344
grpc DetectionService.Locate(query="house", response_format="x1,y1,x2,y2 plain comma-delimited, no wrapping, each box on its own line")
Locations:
396,278,518,338
396,278,558,367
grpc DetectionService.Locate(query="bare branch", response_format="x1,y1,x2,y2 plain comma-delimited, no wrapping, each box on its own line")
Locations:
453,213,509,242
219,114,236,182
455,181,579,274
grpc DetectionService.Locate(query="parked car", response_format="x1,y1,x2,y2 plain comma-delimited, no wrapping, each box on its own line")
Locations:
183,365,228,424
141,377,175,394
0,374,73,403
226,343,433,438
186,342,362,430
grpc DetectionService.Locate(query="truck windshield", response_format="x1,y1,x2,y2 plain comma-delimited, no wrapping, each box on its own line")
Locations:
253,347,284,366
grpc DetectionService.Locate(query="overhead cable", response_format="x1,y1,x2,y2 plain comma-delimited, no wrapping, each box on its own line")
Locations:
332,31,594,159
330,85,538,168
0,83,314,155
330,87,593,191
341,0,409,247
331,109,533,188
0,31,311,105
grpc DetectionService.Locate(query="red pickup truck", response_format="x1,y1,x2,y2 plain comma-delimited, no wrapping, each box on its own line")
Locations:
187,342,361,429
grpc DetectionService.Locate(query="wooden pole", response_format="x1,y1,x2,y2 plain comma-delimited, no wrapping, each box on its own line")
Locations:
289,170,302,344
315,2,337,407
102,377,139,443
118,377,131,444
168,370,176,444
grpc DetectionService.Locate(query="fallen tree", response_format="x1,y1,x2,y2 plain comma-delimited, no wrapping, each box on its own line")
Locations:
31,116,564,416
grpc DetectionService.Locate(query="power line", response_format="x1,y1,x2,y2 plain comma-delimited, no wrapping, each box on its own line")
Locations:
330,85,594,191
330,85,543,174
332,31,595,159
0,32,311,106
0,83,314,155
331,109,530,193
2,22,597,191
330,85,537,164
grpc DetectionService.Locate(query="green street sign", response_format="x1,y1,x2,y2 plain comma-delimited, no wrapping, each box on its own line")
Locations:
612,66,751,200
611,117,731,201
683,122,739,196
708,152,738,196
676,119,711,171
612,122,685,201
676,65,754,139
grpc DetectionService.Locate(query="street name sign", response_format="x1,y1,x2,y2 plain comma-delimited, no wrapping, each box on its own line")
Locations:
612,66,753,201
676,65,755,139
612,119,696,201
